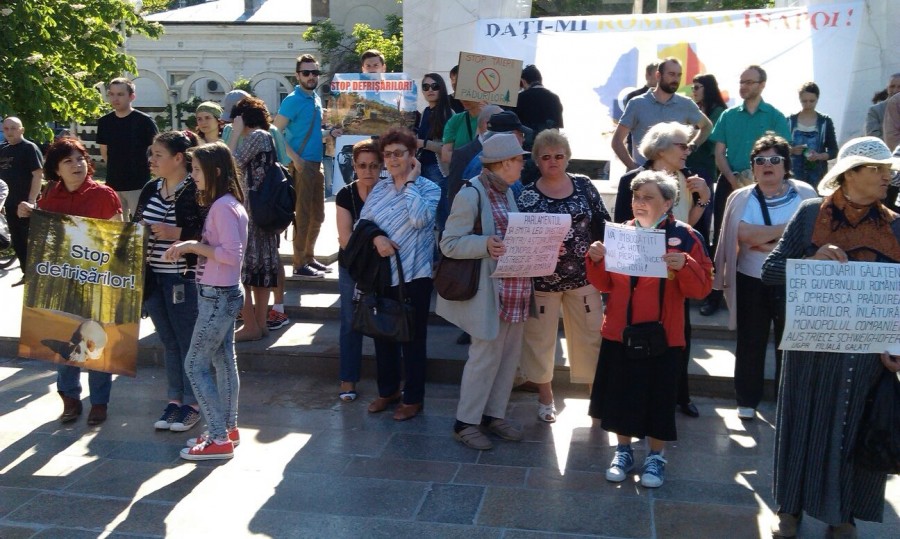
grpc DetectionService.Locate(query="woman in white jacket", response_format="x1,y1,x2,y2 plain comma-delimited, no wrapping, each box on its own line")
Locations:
437,133,531,451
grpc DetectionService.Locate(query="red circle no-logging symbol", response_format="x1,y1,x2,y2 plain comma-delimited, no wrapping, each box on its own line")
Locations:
476,68,501,93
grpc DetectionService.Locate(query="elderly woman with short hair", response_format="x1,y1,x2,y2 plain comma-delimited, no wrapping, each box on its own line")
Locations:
517,129,610,423
714,133,817,421
614,121,713,417
587,170,713,488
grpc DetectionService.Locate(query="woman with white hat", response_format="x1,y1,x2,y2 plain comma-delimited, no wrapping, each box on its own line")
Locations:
762,136,900,539
437,133,531,450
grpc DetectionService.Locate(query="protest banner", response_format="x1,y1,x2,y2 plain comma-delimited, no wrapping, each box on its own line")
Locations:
455,52,523,107
473,2,863,159
780,259,900,355
18,211,146,376
491,212,571,278
327,73,416,191
602,222,667,278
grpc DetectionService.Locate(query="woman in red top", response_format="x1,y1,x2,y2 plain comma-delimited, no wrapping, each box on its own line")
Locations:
585,170,712,489
18,137,122,426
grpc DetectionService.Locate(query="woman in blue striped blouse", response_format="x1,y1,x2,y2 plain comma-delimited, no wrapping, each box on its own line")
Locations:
360,127,441,421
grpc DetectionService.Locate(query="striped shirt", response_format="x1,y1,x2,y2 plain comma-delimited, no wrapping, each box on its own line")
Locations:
484,178,530,323
737,184,801,278
359,175,440,286
143,177,192,274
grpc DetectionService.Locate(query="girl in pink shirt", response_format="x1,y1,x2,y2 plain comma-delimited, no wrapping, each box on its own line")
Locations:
164,142,249,461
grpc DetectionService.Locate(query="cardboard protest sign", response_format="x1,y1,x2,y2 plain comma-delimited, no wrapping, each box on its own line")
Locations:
19,211,146,376
455,52,523,107
780,259,900,355
326,73,418,136
603,222,667,278
491,213,571,278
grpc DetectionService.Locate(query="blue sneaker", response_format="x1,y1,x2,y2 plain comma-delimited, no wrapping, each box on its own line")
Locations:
153,402,180,430
641,453,667,488
170,405,201,432
605,447,634,482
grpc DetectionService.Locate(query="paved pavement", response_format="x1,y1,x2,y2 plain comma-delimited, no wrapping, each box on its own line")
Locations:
1,357,898,538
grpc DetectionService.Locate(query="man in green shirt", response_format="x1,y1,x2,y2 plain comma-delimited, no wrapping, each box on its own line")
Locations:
441,100,482,165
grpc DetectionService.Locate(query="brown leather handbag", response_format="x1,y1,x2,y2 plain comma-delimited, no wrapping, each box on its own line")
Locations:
434,183,482,301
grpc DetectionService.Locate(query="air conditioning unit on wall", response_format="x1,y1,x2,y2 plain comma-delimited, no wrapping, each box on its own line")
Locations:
207,80,223,93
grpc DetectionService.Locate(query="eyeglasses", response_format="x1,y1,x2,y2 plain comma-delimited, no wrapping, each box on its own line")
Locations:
691,84,702,90
540,153,566,161
421,83,440,91
739,79,761,86
860,164,893,174
382,149,410,159
355,162,382,171
753,155,785,166
673,143,690,151
299,69,321,77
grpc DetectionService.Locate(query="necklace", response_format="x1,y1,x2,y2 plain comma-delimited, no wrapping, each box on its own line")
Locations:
763,180,788,199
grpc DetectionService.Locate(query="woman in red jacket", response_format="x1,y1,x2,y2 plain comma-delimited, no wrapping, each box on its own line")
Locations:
585,170,712,488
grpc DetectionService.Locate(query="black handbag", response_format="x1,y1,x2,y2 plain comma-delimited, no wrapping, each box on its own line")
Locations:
434,181,482,301
0,213,10,251
855,369,900,474
622,276,668,359
352,253,415,342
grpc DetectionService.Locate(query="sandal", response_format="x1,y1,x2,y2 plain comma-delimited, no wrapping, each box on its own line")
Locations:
338,390,358,402
537,400,557,423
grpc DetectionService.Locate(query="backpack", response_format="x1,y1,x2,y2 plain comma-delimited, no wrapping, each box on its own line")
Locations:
249,139,296,233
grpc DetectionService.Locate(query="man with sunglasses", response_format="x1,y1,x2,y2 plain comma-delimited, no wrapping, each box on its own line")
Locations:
612,57,711,171
274,54,329,279
702,65,790,315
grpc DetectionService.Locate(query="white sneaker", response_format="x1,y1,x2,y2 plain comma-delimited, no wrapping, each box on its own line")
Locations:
737,407,756,420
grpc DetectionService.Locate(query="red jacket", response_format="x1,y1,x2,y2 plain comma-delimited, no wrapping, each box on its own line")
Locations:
585,216,713,347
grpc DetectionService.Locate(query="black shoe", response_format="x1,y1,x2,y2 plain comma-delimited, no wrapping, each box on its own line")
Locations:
699,292,721,316
678,402,699,418
456,332,471,345
308,259,333,273
292,264,323,279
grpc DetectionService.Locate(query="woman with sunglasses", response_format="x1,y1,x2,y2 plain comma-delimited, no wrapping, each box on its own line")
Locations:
417,73,454,231
133,131,206,432
359,127,440,421
687,74,727,187
335,139,383,402
516,129,610,422
713,133,816,421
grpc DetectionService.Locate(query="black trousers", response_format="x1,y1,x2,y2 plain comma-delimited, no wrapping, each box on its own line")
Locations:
5,208,29,273
734,272,785,408
678,301,692,406
373,277,433,405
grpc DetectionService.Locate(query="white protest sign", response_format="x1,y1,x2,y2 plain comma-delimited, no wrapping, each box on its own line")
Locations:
602,222,667,278
780,260,900,355
491,212,571,278
455,51,523,107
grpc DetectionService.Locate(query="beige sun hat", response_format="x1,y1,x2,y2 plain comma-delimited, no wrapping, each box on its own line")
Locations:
818,136,900,195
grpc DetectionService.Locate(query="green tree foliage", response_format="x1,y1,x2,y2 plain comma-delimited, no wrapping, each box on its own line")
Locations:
0,1,162,142
532,0,772,16
140,0,205,15
302,13,404,76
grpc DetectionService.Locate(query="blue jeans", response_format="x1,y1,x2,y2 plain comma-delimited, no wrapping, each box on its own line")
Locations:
186,284,244,441
338,265,363,383
57,367,111,405
143,270,199,405
323,155,334,197
422,162,448,232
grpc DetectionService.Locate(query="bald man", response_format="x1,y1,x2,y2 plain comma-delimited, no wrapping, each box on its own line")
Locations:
0,117,43,280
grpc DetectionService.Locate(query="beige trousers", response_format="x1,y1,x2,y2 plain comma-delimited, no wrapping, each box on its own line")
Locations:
456,320,524,425
520,284,604,385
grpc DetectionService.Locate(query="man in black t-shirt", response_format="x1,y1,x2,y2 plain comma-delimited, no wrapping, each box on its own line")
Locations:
515,65,564,134
96,78,158,220
0,117,44,279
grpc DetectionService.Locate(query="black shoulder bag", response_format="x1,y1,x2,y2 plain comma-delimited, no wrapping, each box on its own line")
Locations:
352,252,416,342
621,275,668,359
753,185,786,307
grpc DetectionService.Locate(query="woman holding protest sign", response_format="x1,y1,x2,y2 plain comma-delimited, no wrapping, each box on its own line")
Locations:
134,130,205,432
516,129,609,423
713,133,817,422
586,170,712,488
18,137,123,426
436,133,531,450
761,136,900,539
166,141,248,461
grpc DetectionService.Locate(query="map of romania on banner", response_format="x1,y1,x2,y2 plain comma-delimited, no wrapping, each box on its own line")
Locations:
475,2,863,160
18,211,146,377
